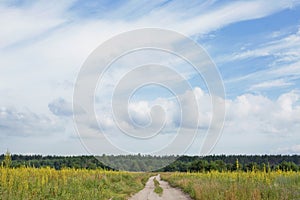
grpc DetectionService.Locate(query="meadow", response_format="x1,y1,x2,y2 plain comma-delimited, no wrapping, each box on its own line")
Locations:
1,167,300,200
0,167,150,200
161,171,300,200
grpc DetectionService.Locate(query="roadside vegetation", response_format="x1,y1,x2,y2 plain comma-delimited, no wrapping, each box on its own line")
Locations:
161,171,300,200
0,166,150,200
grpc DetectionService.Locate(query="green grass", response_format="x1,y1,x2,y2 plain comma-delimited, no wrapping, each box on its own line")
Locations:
0,167,151,200
153,177,163,196
161,171,300,200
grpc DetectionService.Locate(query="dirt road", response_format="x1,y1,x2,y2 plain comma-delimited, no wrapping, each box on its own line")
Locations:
129,174,192,200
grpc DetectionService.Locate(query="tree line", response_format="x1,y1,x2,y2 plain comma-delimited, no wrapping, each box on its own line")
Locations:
0,153,109,170
1,153,299,172
160,155,300,172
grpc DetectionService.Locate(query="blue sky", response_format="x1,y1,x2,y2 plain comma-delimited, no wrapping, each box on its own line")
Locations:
0,0,300,155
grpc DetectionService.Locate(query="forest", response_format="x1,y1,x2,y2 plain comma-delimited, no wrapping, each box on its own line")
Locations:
1,154,299,172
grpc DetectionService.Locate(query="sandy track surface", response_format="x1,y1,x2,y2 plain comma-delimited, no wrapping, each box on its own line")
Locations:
129,174,192,200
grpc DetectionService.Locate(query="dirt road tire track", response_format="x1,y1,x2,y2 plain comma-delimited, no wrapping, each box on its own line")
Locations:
129,174,192,200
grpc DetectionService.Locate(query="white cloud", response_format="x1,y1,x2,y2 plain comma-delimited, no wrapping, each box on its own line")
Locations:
89,88,300,154
0,106,64,137
223,27,300,93
224,60,300,95
95,87,213,132
226,90,300,135
231,27,300,64
48,98,73,117
270,60,300,77
169,1,298,36
0,1,73,49
127,101,152,127
249,79,293,90
96,88,300,137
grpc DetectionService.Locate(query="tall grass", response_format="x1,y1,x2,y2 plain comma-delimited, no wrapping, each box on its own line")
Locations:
0,167,149,200
161,171,300,200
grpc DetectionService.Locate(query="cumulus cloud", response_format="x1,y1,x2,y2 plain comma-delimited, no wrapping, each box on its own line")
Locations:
0,106,63,137
84,88,300,155
95,87,213,132
226,90,300,135
127,98,179,129
48,98,73,117
95,88,300,138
